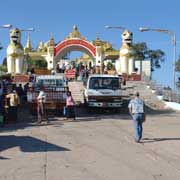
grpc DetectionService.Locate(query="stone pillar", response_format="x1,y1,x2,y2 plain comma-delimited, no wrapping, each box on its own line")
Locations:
120,56,128,74
46,46,54,70
7,57,14,74
115,59,121,75
128,58,134,74
95,66,100,74
95,46,104,74
15,58,23,74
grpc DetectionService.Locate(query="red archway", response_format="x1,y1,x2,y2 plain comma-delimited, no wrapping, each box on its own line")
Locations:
54,39,96,59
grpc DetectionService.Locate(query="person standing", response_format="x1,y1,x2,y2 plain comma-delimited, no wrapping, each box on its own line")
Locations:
66,91,75,120
0,80,4,114
0,80,5,125
24,83,29,102
128,91,146,143
16,84,25,104
62,63,66,73
37,87,48,124
6,90,20,123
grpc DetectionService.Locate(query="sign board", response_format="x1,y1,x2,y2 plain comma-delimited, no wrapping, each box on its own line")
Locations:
65,69,76,79
13,75,29,83
122,74,141,81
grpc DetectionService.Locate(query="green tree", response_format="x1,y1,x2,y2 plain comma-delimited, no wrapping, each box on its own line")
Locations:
2,57,7,65
147,49,165,71
132,42,148,61
0,42,3,50
0,57,7,73
35,60,47,68
107,62,115,70
27,56,47,69
175,55,180,72
0,64,7,72
132,42,148,74
132,42,165,72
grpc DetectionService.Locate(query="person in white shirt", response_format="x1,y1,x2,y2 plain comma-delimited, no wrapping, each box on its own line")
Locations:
37,87,48,124
128,91,146,143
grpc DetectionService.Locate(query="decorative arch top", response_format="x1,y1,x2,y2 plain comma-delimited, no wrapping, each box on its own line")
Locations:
54,39,96,58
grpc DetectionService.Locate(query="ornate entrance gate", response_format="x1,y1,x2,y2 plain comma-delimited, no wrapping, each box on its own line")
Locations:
54,25,104,71
8,25,139,75
55,39,96,59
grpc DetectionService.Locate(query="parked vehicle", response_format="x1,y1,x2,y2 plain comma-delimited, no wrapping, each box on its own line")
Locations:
27,74,67,114
83,74,123,109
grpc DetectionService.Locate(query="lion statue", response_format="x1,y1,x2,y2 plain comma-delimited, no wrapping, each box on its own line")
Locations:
115,30,134,75
7,28,26,74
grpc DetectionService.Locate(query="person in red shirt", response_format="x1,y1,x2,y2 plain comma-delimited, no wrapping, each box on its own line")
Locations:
65,91,75,120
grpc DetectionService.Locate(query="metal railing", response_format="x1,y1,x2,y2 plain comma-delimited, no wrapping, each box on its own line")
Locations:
142,74,180,103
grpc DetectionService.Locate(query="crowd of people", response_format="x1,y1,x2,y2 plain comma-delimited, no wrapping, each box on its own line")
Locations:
0,75,76,125
36,85,76,124
56,61,95,84
0,76,30,125
0,61,147,143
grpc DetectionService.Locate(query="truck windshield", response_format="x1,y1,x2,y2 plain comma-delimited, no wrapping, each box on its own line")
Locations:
89,77,120,90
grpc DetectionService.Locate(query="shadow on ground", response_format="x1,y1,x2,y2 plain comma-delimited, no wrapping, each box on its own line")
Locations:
145,106,176,115
0,119,64,133
0,156,9,160
0,135,70,155
142,137,180,143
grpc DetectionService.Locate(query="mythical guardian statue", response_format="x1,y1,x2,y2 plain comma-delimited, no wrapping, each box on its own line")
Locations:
116,30,134,75
7,28,25,74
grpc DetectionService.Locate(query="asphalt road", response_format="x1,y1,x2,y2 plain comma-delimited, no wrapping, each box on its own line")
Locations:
0,107,180,180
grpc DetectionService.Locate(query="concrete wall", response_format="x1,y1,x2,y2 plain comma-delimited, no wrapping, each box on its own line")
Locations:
135,60,151,78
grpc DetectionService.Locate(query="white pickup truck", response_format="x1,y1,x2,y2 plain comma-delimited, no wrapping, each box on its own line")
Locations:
84,74,123,108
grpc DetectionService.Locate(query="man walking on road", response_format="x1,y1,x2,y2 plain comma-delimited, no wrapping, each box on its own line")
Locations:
128,91,146,143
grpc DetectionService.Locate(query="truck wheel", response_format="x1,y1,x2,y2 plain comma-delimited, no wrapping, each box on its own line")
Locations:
87,107,94,113
83,98,88,107
113,108,120,113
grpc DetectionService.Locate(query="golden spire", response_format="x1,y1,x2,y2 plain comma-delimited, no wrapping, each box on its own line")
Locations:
49,33,55,46
96,33,100,40
50,33,54,39
24,32,32,53
93,33,103,46
66,25,82,39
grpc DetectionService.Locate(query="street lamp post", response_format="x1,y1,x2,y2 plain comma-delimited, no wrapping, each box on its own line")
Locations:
0,24,12,50
0,24,12,29
21,28,35,32
105,25,126,31
139,27,176,90
20,28,35,41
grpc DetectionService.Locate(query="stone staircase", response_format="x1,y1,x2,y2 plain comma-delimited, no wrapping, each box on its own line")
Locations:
123,81,167,110
68,81,84,104
68,80,168,110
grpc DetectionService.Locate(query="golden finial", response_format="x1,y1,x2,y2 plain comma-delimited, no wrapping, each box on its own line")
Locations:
94,33,103,46
73,25,78,30
24,32,32,53
50,33,54,40
49,33,55,46
67,25,81,39
96,33,100,40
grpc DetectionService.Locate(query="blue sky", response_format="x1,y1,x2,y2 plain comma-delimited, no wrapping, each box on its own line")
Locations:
0,0,179,87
